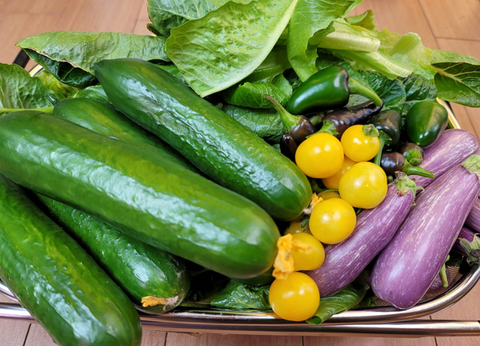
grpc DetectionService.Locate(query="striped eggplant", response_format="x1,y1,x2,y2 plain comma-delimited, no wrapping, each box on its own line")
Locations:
410,129,478,188
306,173,417,297
371,155,480,309
465,198,480,232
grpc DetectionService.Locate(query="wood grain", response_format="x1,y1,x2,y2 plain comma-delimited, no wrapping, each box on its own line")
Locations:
1,0,480,345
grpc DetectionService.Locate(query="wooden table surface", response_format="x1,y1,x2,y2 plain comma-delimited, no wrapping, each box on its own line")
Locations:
1,0,480,345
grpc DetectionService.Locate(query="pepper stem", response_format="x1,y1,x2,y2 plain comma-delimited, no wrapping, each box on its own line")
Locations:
264,94,300,132
349,78,383,107
373,131,392,166
439,255,450,288
403,161,435,178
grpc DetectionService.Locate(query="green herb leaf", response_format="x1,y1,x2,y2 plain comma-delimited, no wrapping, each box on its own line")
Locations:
210,280,271,310
307,283,369,325
361,70,406,113
431,49,480,107
166,0,298,97
401,73,437,113
223,82,289,109
222,104,283,143
0,63,53,114
17,31,170,88
287,0,363,81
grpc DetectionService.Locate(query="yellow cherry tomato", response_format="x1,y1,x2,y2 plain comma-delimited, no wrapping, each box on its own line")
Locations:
338,161,388,209
291,232,325,271
269,272,320,321
295,132,344,179
321,155,357,190
341,124,380,162
284,218,310,235
309,198,356,244
318,190,341,200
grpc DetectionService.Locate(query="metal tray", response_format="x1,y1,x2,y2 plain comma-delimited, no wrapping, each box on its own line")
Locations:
0,58,479,337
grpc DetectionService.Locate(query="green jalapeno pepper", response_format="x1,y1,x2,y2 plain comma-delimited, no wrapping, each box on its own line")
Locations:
404,101,448,148
285,66,383,115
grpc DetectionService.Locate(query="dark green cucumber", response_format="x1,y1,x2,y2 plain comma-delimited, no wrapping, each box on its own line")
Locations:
93,58,312,221
0,111,279,279
35,194,191,314
53,98,197,172
0,174,141,346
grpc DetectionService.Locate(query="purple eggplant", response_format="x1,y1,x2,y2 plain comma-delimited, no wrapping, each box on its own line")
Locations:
371,155,480,309
465,198,480,232
306,173,418,297
410,129,479,188
452,226,480,265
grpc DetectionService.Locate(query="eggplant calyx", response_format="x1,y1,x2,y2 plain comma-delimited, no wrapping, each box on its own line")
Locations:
394,172,423,197
459,235,480,265
461,154,480,182
362,124,379,137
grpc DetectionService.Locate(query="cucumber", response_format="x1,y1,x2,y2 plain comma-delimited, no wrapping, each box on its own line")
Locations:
53,97,197,172
35,194,191,314
0,174,141,346
93,58,312,221
0,111,279,279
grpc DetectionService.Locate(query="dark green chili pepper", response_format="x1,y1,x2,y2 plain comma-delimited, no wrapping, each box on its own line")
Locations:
380,152,434,178
371,110,402,146
285,66,383,115
324,101,383,139
398,142,424,166
404,101,448,148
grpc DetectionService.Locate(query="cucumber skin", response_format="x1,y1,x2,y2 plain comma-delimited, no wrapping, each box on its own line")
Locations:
36,194,191,314
0,111,279,279
0,175,141,346
93,58,312,221
53,98,197,172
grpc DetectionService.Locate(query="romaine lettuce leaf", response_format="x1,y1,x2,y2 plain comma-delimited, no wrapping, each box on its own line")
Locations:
147,0,253,37
286,0,364,81
0,63,53,114
17,31,170,88
166,0,298,97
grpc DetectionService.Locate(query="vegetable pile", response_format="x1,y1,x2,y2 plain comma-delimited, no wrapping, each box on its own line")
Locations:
1,0,480,344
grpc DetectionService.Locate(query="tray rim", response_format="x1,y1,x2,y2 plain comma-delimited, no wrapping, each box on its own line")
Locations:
0,66,477,335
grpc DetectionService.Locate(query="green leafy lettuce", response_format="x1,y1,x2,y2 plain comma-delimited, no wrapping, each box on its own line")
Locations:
17,31,170,88
0,63,54,114
147,0,254,37
165,0,298,97
286,0,363,81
